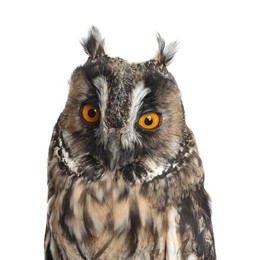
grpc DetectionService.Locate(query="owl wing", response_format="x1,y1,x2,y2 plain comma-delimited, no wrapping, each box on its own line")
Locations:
44,223,67,260
173,187,216,259
44,225,53,260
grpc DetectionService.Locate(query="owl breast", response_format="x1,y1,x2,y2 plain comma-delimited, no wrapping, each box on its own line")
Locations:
47,169,179,260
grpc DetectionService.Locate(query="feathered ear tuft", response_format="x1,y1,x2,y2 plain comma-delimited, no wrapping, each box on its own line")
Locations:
81,26,105,59
155,33,178,66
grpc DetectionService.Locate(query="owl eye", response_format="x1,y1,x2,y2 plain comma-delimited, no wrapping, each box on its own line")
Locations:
81,103,101,123
138,112,160,130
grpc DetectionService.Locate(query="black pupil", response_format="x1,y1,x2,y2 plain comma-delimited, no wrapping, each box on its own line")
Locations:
88,109,96,118
144,116,153,125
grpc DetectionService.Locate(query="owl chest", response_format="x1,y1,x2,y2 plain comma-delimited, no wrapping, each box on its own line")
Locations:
49,176,179,259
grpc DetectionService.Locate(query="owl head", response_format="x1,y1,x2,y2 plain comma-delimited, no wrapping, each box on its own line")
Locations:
59,26,185,183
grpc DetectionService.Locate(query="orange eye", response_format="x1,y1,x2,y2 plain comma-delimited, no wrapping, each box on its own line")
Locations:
138,112,160,130
81,103,101,123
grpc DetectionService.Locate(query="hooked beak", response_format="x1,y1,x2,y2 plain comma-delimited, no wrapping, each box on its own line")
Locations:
106,134,121,171
109,149,120,171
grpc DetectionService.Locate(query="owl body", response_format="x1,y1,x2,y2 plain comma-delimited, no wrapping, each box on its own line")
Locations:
45,27,216,259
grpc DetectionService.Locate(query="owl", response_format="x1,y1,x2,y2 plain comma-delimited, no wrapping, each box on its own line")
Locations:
44,26,216,260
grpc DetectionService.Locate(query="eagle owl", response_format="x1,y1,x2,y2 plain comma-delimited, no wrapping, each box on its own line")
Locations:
45,27,216,260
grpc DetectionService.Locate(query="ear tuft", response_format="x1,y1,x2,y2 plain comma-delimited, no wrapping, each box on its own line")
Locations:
81,26,105,59
155,33,178,66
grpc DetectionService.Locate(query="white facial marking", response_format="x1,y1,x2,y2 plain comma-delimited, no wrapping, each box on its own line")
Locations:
55,134,78,173
121,81,150,149
144,159,165,181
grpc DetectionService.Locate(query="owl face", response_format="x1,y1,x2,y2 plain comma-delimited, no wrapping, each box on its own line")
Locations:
60,27,184,182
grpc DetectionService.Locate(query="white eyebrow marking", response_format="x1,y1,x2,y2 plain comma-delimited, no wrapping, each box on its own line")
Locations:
129,81,150,128
121,81,150,149
93,76,108,125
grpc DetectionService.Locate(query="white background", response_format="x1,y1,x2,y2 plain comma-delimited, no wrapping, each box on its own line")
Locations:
1,0,260,259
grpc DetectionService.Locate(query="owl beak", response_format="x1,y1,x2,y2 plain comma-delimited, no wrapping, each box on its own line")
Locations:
106,134,121,171
109,151,119,171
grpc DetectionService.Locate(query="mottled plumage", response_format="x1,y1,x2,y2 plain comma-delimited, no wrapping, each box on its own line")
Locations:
45,26,216,259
